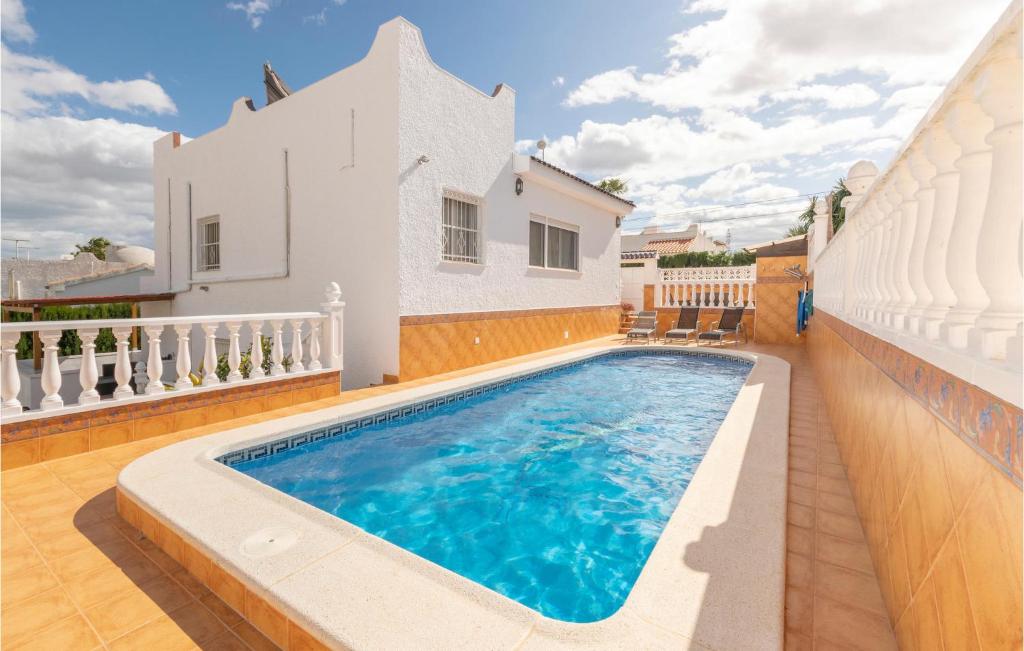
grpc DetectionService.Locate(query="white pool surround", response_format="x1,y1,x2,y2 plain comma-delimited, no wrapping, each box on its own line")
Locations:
118,344,790,650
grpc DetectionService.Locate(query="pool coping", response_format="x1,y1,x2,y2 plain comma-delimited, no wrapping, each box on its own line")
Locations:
117,343,790,650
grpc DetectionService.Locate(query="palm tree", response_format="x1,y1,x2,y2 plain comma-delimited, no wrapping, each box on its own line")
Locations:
72,237,112,260
785,196,817,237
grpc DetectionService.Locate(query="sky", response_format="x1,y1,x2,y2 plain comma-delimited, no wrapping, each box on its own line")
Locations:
0,0,1010,259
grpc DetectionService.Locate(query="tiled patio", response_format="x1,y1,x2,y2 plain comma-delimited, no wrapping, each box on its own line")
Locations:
1,338,894,650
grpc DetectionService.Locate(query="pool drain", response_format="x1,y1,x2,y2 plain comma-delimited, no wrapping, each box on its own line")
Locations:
240,527,300,558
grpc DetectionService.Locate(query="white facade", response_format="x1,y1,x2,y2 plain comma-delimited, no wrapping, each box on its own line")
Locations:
145,17,632,388
620,223,725,253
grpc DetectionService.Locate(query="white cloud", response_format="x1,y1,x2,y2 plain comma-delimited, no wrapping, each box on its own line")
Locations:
770,83,880,110
1,9,173,259
1,116,165,258
1,0,33,43
227,0,271,29
303,9,327,26
552,76,565,87
1,46,177,116
565,0,1005,112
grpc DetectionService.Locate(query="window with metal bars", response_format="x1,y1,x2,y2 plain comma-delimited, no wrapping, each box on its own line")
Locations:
442,195,480,264
197,216,220,271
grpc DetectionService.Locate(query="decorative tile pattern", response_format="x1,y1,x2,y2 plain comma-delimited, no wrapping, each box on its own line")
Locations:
813,310,1022,484
219,348,752,467
806,313,1022,650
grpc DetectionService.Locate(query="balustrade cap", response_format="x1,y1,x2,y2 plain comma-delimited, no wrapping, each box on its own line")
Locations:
0,312,324,334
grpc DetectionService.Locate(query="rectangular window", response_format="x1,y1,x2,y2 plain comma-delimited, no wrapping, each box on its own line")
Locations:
530,217,579,271
442,195,480,264
197,216,220,271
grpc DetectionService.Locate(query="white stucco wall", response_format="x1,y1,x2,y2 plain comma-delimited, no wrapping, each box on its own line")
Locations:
394,23,625,316
148,21,403,388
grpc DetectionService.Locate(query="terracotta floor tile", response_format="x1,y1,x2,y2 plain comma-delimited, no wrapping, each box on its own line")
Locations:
786,586,814,635
814,594,897,651
788,524,814,558
85,573,194,642
816,532,875,576
231,620,281,651
109,601,228,651
200,592,244,628
817,491,859,518
7,614,101,651
814,561,888,617
816,510,865,543
787,552,814,590
788,502,815,529
789,485,816,508
819,462,847,480
0,563,60,609
0,587,79,647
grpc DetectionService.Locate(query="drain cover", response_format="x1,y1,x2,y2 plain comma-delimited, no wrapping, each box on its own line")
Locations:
240,527,300,558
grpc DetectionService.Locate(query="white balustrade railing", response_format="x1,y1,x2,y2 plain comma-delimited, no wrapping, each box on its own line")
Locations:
656,264,757,309
0,282,346,420
812,3,1021,405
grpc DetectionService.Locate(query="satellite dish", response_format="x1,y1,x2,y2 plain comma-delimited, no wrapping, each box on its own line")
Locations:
536,139,546,151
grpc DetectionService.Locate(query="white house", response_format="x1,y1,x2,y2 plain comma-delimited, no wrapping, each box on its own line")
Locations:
619,224,726,310
143,17,633,388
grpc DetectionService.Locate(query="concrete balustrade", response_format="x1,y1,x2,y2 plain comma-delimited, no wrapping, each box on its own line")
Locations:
810,6,1022,405
655,265,757,309
0,283,346,420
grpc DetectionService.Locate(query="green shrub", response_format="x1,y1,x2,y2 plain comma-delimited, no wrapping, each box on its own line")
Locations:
657,250,755,269
4,303,131,360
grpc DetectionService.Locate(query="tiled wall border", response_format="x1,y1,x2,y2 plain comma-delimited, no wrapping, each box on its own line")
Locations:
0,371,341,471
814,310,1022,486
115,488,331,651
399,304,619,325
217,348,753,467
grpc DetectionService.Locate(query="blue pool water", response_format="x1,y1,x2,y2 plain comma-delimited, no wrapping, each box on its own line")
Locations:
230,351,750,622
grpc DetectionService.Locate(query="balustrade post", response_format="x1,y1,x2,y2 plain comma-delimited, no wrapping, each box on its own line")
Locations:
39,330,63,410
270,320,286,376
877,183,901,326
78,328,100,405
905,145,937,334
112,327,134,400
249,321,266,378
969,41,1023,360
144,325,165,395
308,318,323,371
289,320,305,372
940,92,994,349
225,322,244,382
320,282,346,373
921,121,962,340
201,323,221,386
1,331,23,417
891,161,920,330
174,325,194,389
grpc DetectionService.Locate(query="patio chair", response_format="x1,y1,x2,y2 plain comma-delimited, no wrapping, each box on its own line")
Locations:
697,307,747,346
664,306,700,345
626,311,658,343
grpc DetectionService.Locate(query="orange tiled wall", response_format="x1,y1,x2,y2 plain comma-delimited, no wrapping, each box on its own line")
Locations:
1,371,341,471
753,254,807,345
807,311,1022,649
398,306,620,381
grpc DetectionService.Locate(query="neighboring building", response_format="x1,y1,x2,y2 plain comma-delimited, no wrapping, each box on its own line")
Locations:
143,17,634,388
620,224,726,255
46,244,155,297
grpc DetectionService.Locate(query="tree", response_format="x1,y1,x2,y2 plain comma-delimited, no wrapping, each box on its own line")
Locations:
785,196,817,237
596,178,628,195
72,237,111,260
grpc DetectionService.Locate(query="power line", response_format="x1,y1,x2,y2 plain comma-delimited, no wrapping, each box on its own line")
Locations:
622,191,823,223
624,207,808,232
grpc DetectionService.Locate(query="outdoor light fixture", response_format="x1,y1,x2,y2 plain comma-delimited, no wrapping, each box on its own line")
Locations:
515,177,524,195
616,216,623,228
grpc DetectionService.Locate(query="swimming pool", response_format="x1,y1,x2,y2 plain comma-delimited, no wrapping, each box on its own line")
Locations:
220,350,750,622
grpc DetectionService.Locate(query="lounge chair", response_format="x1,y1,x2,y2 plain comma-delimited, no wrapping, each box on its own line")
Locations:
626,311,658,343
664,306,700,344
697,307,747,346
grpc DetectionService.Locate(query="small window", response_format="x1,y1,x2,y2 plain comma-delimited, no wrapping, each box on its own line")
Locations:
442,194,481,264
529,217,579,271
197,216,220,271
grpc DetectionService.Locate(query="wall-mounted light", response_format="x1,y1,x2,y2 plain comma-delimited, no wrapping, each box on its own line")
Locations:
417,154,430,165
615,216,623,228
515,177,524,196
